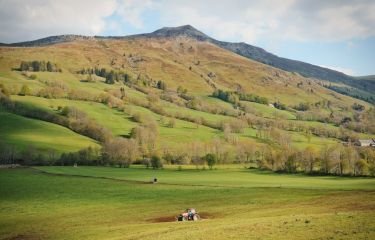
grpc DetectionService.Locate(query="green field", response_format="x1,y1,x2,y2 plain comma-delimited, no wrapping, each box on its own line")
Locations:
0,167,374,240
240,101,297,120
0,110,98,153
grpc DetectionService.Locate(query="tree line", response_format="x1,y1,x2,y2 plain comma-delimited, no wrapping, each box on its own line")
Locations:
212,89,269,105
19,60,61,72
0,92,112,142
77,67,131,84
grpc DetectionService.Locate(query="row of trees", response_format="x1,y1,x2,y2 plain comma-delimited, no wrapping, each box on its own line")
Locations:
0,93,112,142
19,61,61,72
122,87,367,144
212,89,269,105
257,144,375,176
0,140,218,170
77,68,131,84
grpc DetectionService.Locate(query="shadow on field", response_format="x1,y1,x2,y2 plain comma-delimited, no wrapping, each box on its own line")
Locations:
5,234,40,240
148,212,215,223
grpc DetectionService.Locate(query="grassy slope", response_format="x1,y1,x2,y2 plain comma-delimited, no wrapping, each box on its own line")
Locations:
0,38,373,154
11,95,223,146
0,167,374,240
0,110,98,153
12,95,341,151
0,38,371,108
240,101,297,120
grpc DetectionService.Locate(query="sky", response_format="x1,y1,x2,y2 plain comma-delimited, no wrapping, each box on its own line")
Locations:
0,0,374,76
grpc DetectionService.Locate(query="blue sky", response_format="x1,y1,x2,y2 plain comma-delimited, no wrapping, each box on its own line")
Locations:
1,0,374,76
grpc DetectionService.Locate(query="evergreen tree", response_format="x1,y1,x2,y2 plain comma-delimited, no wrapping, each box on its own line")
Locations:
123,73,130,83
205,153,217,170
46,61,53,72
105,71,115,84
157,80,166,90
100,68,107,78
31,61,40,71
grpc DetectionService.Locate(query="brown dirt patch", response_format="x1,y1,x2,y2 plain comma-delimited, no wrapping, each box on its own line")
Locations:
148,212,215,223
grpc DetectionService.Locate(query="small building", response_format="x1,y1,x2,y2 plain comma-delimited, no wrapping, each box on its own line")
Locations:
355,139,375,147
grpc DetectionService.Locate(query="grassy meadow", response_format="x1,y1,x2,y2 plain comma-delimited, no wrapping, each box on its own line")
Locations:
0,110,98,154
0,166,374,240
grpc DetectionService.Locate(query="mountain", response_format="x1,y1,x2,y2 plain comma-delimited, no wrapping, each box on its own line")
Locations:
129,25,375,101
356,75,375,81
1,25,373,103
0,35,93,47
1,23,374,166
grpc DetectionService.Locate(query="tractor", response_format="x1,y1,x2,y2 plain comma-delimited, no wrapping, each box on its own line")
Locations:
177,208,200,221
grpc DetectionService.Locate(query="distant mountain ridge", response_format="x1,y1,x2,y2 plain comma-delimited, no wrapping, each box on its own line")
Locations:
1,25,374,102
0,35,94,47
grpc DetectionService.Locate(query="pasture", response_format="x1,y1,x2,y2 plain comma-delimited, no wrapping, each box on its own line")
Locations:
0,166,374,240
0,110,98,154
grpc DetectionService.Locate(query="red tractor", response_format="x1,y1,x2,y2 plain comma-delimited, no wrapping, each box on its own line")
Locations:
177,208,200,221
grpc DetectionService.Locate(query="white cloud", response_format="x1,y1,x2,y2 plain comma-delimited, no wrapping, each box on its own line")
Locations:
153,0,375,44
0,0,117,42
0,0,374,44
319,65,355,75
115,0,154,28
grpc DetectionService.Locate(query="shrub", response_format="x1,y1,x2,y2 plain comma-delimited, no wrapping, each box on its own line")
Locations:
168,118,176,128
38,87,65,99
19,84,31,96
151,155,163,169
204,153,217,170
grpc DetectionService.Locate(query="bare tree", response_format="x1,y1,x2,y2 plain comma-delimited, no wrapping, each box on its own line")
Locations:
104,138,139,167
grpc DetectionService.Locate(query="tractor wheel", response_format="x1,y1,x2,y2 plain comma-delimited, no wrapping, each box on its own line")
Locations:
193,214,200,221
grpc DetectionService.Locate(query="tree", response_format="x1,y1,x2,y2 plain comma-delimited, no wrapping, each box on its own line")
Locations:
105,71,115,84
284,148,298,173
302,146,318,173
156,80,167,90
31,61,40,71
177,86,187,94
223,123,231,142
168,118,176,128
204,153,217,170
151,155,163,169
194,117,202,128
320,146,333,174
354,159,368,176
352,103,365,111
103,138,138,167
123,73,130,83
99,68,107,77
0,83,10,97
46,61,53,72
130,125,158,158
19,84,31,96
20,61,29,71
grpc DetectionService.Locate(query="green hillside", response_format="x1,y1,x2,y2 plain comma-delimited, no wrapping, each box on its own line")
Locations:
0,110,98,154
0,35,374,176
